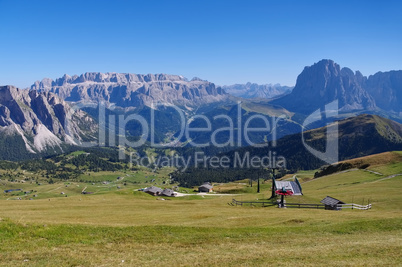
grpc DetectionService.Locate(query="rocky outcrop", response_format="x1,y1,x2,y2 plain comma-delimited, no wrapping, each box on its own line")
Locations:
365,70,402,113
0,85,96,154
31,73,228,108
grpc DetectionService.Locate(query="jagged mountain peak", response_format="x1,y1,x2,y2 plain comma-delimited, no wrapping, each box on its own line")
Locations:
272,59,376,114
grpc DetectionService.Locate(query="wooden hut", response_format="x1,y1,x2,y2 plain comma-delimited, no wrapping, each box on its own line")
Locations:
320,196,345,210
161,189,176,197
144,186,163,196
198,182,213,193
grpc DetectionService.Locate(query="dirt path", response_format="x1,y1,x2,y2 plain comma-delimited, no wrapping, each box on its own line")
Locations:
370,174,402,183
364,169,383,175
45,186,62,193
174,192,238,197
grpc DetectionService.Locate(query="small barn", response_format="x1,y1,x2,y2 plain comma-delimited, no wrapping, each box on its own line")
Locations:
161,189,176,197
320,196,345,210
144,186,163,196
198,182,213,193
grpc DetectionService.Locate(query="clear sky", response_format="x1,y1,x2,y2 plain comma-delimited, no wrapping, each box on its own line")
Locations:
0,0,401,88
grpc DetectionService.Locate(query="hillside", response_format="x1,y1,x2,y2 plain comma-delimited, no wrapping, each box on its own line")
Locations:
311,151,402,178
0,150,401,266
240,114,402,169
173,114,402,186
0,86,97,160
338,151,402,168
295,151,402,212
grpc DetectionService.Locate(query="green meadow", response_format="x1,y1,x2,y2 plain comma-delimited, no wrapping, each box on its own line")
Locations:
0,152,401,266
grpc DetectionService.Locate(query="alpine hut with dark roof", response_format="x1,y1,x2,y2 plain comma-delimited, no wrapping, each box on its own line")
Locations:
320,196,345,210
161,188,176,197
198,182,213,193
144,186,163,196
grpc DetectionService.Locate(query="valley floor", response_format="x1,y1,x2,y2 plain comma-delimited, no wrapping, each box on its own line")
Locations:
0,153,401,266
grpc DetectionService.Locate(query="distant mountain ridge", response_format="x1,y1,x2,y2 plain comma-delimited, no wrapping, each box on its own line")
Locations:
29,61,402,117
31,72,228,108
1,59,401,161
222,83,292,99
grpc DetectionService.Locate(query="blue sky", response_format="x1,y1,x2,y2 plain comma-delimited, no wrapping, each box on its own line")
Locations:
0,0,401,88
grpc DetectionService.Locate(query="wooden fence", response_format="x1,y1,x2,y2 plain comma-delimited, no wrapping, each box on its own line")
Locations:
230,199,372,210
229,199,275,207
337,203,372,210
282,203,325,209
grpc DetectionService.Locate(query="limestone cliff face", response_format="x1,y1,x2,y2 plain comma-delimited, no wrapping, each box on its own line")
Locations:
365,70,402,113
0,85,96,153
31,73,228,108
272,59,376,114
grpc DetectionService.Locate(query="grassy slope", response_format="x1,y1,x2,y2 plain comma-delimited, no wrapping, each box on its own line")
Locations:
0,153,401,266
0,166,177,201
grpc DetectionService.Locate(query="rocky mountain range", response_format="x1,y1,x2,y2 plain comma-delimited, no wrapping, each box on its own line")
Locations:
221,83,292,99
1,59,401,160
31,73,228,109
0,85,96,159
29,62,402,117
272,59,402,115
